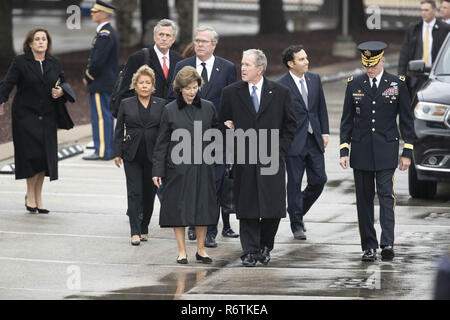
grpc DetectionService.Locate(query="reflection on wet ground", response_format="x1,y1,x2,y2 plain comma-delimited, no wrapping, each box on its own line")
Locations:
65,269,211,300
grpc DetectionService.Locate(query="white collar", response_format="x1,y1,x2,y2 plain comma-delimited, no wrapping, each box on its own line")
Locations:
96,21,110,33
154,45,169,59
369,69,384,85
423,18,436,28
196,55,215,67
289,71,307,83
248,76,264,91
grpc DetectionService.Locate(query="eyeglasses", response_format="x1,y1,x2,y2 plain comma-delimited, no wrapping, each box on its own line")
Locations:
194,39,213,45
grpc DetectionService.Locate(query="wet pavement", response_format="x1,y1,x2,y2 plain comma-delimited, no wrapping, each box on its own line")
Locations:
1,67,450,300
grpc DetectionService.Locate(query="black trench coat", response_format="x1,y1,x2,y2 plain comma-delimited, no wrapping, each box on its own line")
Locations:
152,94,219,227
219,78,296,220
0,51,68,180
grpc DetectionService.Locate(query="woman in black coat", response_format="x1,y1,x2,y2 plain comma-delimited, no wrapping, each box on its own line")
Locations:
114,65,166,246
152,66,218,264
0,27,68,214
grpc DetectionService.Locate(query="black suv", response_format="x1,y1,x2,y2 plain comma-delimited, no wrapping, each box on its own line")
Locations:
407,33,450,198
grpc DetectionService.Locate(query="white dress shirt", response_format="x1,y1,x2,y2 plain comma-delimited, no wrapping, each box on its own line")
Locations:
289,71,308,96
96,21,110,33
154,45,170,71
369,69,384,88
422,18,436,67
196,55,215,82
248,77,264,104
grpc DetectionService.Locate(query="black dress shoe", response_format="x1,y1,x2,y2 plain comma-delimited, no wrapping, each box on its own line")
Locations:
241,253,257,267
205,236,217,248
82,153,101,160
362,249,377,262
26,205,37,213
259,247,271,265
177,256,188,264
188,227,196,241
25,195,37,213
381,246,395,261
196,252,212,264
37,208,50,214
101,156,114,161
222,228,239,238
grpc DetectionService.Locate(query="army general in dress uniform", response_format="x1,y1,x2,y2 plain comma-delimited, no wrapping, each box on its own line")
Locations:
339,42,415,262
83,0,119,160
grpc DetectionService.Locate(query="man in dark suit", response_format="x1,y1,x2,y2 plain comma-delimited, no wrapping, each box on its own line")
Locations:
276,45,329,241
118,19,182,101
168,26,238,247
220,49,296,266
440,0,450,24
340,42,415,262
82,0,119,161
398,0,450,97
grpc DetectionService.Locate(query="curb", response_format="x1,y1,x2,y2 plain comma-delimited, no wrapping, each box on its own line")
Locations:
0,144,84,175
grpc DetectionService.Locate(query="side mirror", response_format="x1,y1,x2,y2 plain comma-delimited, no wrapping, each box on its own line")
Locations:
407,60,429,78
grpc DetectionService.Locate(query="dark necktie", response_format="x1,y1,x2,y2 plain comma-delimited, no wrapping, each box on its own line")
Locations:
372,77,377,95
201,62,208,85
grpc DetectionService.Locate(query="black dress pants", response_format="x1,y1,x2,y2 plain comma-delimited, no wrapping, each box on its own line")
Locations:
353,169,396,251
239,218,281,255
286,133,327,233
124,147,157,236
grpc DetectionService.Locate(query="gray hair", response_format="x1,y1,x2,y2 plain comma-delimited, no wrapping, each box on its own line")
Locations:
194,26,219,43
153,19,178,38
243,49,267,73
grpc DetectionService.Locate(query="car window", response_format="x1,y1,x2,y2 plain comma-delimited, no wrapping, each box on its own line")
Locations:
435,39,450,75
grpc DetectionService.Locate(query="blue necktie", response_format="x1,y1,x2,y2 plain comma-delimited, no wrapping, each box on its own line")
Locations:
300,79,313,134
251,85,259,112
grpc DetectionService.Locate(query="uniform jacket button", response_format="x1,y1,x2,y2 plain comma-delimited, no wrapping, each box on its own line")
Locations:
372,128,375,132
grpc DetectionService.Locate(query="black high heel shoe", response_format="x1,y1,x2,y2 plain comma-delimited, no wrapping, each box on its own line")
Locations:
37,208,50,214
25,195,37,213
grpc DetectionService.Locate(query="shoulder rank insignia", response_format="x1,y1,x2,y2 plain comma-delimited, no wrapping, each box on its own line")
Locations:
399,75,406,82
99,29,111,35
347,76,353,82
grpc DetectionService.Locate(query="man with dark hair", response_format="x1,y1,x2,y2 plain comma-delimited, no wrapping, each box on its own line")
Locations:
82,0,119,161
440,0,450,23
398,0,450,97
276,45,329,240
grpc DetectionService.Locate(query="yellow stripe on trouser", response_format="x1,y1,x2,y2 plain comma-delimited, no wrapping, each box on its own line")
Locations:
95,93,105,158
392,174,396,220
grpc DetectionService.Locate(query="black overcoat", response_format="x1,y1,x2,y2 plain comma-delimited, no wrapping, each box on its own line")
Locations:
0,51,67,180
219,78,296,220
152,95,218,227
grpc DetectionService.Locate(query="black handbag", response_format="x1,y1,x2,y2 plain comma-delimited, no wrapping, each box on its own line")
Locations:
220,164,236,214
56,82,75,130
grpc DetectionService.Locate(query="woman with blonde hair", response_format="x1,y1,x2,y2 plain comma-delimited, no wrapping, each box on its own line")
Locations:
114,65,166,245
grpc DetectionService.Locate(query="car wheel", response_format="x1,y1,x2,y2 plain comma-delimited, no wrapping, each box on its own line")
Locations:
408,162,437,199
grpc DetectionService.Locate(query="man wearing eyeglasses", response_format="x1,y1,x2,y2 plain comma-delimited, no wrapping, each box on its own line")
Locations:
168,26,238,248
